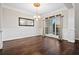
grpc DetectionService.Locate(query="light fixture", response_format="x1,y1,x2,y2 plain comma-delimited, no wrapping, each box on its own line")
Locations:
33,3,40,7
33,3,41,20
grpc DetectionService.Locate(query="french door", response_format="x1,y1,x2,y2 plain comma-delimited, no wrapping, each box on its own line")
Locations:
44,15,63,39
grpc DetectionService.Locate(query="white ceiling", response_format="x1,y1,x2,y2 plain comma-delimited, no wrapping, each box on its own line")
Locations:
2,3,66,15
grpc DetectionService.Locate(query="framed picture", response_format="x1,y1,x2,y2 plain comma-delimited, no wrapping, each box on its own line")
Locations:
19,17,34,26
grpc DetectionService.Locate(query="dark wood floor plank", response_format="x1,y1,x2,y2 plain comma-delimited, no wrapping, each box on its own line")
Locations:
0,36,79,55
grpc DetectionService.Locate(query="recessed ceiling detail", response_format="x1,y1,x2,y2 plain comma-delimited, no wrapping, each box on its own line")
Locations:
2,3,66,15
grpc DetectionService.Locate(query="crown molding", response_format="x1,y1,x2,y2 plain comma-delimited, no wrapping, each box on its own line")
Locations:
1,4,34,17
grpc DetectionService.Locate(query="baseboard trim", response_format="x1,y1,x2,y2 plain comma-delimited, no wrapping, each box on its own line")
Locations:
67,40,75,43
3,35,75,43
44,36,75,43
44,36,59,40
3,35,42,42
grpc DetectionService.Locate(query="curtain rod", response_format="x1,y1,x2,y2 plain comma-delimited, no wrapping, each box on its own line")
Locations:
45,14,64,19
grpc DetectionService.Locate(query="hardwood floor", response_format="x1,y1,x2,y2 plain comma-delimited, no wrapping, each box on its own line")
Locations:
0,36,79,55
43,37,75,55
0,49,2,55
74,40,79,54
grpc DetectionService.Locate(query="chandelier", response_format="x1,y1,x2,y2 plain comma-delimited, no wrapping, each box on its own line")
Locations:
33,3,41,20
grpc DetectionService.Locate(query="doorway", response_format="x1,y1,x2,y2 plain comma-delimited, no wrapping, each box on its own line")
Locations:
44,14,63,39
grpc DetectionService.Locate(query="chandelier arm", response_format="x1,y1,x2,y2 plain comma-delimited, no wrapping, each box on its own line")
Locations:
33,3,41,19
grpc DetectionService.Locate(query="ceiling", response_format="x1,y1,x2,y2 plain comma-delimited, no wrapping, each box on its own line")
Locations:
2,3,70,16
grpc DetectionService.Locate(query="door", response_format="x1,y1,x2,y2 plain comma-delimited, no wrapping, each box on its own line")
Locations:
44,15,63,39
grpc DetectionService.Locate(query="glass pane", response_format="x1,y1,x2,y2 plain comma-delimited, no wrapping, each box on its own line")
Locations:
56,25,59,35
53,22,55,34
45,19,49,34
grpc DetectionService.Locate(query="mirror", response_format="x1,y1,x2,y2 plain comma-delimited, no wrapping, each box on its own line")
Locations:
19,17,34,26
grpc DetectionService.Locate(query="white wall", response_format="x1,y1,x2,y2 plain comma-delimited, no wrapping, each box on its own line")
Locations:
1,7,40,41
75,4,79,40
0,4,3,49
63,8,75,42
62,9,69,41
